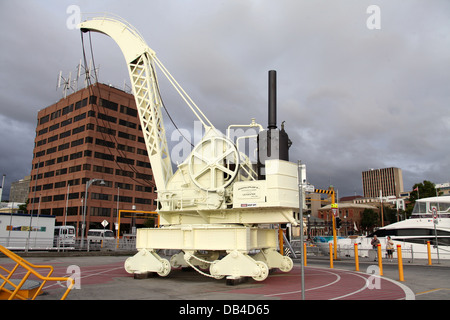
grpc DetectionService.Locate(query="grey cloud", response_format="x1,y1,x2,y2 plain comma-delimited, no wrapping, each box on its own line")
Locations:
0,0,449,199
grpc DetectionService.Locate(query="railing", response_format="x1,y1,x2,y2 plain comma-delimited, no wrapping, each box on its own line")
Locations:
0,236,136,252
0,245,74,300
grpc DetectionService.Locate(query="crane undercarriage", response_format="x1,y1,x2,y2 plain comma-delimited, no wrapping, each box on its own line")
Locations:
124,224,293,281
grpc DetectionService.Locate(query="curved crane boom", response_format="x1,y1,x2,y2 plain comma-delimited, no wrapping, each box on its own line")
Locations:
80,17,172,191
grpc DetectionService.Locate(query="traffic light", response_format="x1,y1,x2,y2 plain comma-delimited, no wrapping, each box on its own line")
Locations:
335,217,342,229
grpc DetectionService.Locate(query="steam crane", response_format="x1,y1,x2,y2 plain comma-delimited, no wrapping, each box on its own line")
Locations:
79,16,302,281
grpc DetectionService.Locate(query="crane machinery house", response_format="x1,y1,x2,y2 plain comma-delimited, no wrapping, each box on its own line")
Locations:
78,15,303,281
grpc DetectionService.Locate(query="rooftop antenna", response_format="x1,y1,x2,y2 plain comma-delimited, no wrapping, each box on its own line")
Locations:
74,59,82,91
123,79,132,93
80,59,99,88
0,174,5,202
56,70,76,98
57,60,100,97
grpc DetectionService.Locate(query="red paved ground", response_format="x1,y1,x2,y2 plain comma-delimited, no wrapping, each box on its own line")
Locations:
225,266,409,300
1,260,411,300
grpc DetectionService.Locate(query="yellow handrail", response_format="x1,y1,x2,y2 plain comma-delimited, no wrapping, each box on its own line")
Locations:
0,245,74,300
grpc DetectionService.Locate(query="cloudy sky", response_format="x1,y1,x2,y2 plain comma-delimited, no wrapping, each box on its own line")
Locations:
0,0,449,200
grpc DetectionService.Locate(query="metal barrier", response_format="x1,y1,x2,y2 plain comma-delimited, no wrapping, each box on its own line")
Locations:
0,245,74,300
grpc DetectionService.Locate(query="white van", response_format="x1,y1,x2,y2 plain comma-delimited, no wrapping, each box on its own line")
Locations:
87,229,115,243
54,226,76,247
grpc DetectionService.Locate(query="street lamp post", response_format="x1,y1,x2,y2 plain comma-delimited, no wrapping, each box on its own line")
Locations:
80,178,105,249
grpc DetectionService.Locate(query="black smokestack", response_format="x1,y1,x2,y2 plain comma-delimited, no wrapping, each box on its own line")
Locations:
268,70,277,129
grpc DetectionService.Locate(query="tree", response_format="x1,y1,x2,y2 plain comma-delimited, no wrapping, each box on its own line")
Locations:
383,205,398,224
18,199,29,213
361,208,379,232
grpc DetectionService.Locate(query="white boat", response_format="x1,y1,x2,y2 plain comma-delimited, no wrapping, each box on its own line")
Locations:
336,196,450,261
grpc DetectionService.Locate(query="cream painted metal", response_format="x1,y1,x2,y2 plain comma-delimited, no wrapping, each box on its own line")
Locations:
79,15,299,281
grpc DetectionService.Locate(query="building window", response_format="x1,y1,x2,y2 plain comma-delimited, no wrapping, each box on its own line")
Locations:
91,193,112,201
57,155,69,163
136,160,151,168
117,156,134,165
135,198,153,205
97,125,116,136
67,178,80,186
68,192,80,199
58,142,70,151
51,110,61,120
43,183,54,190
72,125,85,135
136,185,152,192
136,173,152,180
100,98,118,112
47,147,57,155
93,165,114,174
120,105,137,117
95,138,115,148
70,151,83,160
35,150,45,157
94,152,114,162
75,98,88,110
48,134,58,142
116,169,134,178
118,144,135,153
61,118,72,127
71,138,84,147
115,182,133,190
60,130,71,139
54,181,66,188
119,119,137,129
118,131,136,141
38,128,48,136
36,138,47,146
113,195,133,203
137,148,147,156
41,196,53,203
49,123,60,132
39,115,50,125
90,207,111,217
44,171,55,178
69,165,82,173
62,104,74,115
74,112,86,122
56,168,68,176
98,112,117,123
53,194,65,201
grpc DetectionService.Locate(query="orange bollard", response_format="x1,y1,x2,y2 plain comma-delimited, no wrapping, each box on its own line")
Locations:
427,241,432,265
329,243,334,268
303,243,307,266
354,243,360,271
397,244,404,281
377,243,383,276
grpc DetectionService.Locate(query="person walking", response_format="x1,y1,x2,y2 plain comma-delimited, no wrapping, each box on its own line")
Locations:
386,236,394,261
371,235,380,249
370,235,380,261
